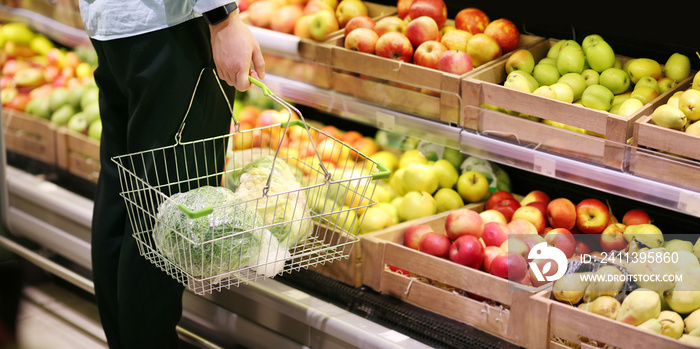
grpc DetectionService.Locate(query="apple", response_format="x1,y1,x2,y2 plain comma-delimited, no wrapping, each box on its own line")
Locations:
387,264,410,275
454,7,489,34
466,33,501,67
375,32,414,62
335,0,368,28
504,70,535,93
546,197,576,230
584,39,615,73
293,14,316,38
557,73,587,101
405,16,441,48
520,190,550,207
514,234,546,258
575,198,610,234
532,62,561,87
449,234,485,268
635,75,660,94
403,224,434,250
483,246,507,273
344,15,375,36
481,221,510,247
304,0,334,15
374,16,407,37
310,9,340,41
437,50,472,75
444,208,483,240
544,228,575,259
600,222,628,252
526,201,548,219
270,4,304,34
581,84,614,111
397,0,414,19
439,29,472,52
494,197,521,222
247,0,281,28
574,239,592,256
502,238,529,258
456,170,489,203
491,252,528,281
630,85,659,105
657,77,677,94
483,18,519,53
485,190,515,211
621,208,651,226
344,27,379,54
407,0,447,28
419,232,451,258
549,82,575,103
533,86,557,99
511,205,546,234
508,218,538,235
614,98,644,117
626,58,662,84
556,45,585,75
529,258,559,287
479,209,507,225
505,49,535,74
413,40,448,69
581,69,600,86
597,67,630,95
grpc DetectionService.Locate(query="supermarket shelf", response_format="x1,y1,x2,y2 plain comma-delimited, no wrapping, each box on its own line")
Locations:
0,5,90,48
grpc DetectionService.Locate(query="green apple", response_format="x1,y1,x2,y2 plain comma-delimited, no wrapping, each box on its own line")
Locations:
664,52,691,83
431,159,459,189
581,84,614,111
50,104,76,125
630,85,659,105
505,49,535,74
504,71,534,93
433,188,464,213
456,170,489,203
510,70,539,92
581,34,604,52
560,39,582,50
584,39,616,73
599,67,630,95
546,40,566,60
657,77,677,94
614,98,644,117
402,163,438,194
87,118,102,141
550,82,575,103
679,88,700,122
627,58,662,84
310,10,339,41
651,104,688,130
533,85,558,99
635,76,660,93
557,73,587,101
538,57,557,66
612,92,632,106
581,69,600,86
398,191,437,222
532,62,561,86
557,45,585,75
67,112,88,133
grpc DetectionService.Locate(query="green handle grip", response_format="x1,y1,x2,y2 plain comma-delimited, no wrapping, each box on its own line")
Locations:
373,162,391,180
281,119,306,128
178,204,213,219
248,76,275,96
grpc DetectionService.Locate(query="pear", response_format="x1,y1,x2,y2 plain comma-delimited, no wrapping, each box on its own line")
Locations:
656,310,684,339
664,278,700,314
695,237,700,260
651,104,689,130
664,53,691,83
553,272,591,304
617,288,661,326
687,309,700,334
687,121,700,137
637,318,663,333
626,247,676,292
690,328,700,337
623,224,664,248
679,334,700,347
674,251,700,272
577,295,621,320
664,239,695,253
583,266,624,302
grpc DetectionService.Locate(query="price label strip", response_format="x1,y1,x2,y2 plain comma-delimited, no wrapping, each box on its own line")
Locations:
677,190,700,217
533,155,556,178
375,111,395,131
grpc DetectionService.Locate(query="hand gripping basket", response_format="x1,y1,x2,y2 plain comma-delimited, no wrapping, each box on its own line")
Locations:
112,69,390,294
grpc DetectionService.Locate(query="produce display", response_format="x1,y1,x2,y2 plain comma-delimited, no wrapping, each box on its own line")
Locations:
649,70,700,135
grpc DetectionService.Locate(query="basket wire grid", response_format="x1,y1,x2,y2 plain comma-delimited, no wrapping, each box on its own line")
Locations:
112,69,390,294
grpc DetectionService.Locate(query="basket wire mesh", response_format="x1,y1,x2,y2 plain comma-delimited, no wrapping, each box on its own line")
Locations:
112,69,390,294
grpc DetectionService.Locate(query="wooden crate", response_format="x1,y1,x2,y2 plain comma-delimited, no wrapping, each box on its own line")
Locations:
55,127,100,182
2,109,58,165
357,200,551,348
461,38,689,170
328,23,544,125
630,79,700,191
532,290,692,349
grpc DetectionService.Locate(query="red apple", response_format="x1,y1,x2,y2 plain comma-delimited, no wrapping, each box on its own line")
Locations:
529,258,559,287
454,7,489,34
546,197,576,230
403,224,434,250
514,233,546,257
373,16,407,37
344,15,375,36
387,264,410,275
526,201,548,220
484,190,515,211
413,40,448,69
491,252,528,281
621,208,651,226
575,198,610,234
574,239,591,256
501,238,528,258
407,0,447,28
449,234,485,269
479,209,507,225
270,4,304,34
466,33,501,67
494,197,521,221
600,223,628,253
397,0,415,19
419,232,451,258
520,190,551,207
444,208,483,240
304,0,333,15
437,50,473,75
511,206,546,234
344,27,379,54
481,221,510,247
544,228,575,259
375,32,414,62
404,16,441,48
247,0,281,28
483,18,520,53
483,245,507,273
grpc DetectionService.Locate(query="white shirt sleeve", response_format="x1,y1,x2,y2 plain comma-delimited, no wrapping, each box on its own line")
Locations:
192,0,238,14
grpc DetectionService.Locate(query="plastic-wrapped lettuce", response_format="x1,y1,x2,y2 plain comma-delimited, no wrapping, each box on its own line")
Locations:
226,155,312,248
153,186,288,279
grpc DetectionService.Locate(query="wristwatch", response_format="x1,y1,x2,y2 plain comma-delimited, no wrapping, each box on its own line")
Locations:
202,2,238,26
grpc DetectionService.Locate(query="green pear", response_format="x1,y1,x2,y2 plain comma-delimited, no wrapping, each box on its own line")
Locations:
599,67,630,95
690,327,700,337
533,62,561,86
679,89,700,122
557,45,585,75
664,52,691,83
693,71,700,91
581,69,599,86
695,237,700,260
623,224,664,248
553,272,591,304
664,278,700,314
635,75,660,94
617,288,661,326
668,91,684,108
687,309,700,333
637,318,663,333
651,104,688,130
50,104,76,126
584,39,616,73
581,84,614,111
686,121,700,136
664,239,695,253
577,295,621,319
674,251,700,273
679,334,700,346
557,73,587,101
583,265,624,302
49,86,69,112
626,248,676,292
627,57,662,84
614,98,644,117
657,310,684,339
581,34,605,52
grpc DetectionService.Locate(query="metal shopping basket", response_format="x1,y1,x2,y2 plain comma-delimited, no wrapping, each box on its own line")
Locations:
112,68,389,294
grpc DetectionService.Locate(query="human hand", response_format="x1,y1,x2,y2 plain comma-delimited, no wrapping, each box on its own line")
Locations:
209,10,265,91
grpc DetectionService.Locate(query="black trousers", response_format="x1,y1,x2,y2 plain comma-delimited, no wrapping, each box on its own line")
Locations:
90,18,235,349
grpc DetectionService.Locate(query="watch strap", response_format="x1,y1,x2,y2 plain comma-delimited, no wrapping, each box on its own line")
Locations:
203,2,238,26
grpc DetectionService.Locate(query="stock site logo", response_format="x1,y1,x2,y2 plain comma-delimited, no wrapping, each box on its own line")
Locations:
528,242,568,282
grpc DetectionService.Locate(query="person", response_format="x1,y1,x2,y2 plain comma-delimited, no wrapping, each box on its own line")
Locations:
77,1,265,347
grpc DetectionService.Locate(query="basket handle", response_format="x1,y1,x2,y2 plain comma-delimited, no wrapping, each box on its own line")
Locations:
177,204,214,219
